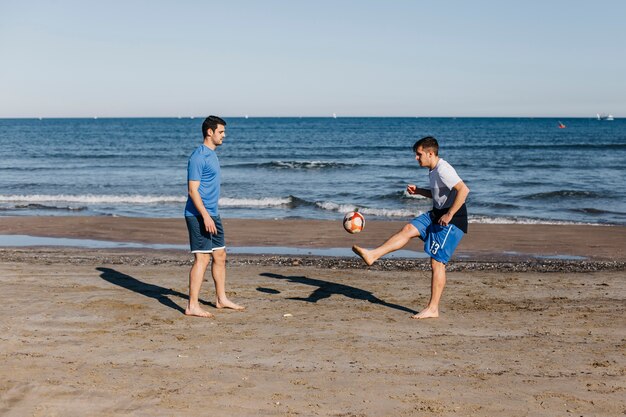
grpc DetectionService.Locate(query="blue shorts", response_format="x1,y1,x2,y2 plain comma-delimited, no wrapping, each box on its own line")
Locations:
185,215,225,253
410,212,464,264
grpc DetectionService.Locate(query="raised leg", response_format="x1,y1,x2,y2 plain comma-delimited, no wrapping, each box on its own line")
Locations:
353,223,420,265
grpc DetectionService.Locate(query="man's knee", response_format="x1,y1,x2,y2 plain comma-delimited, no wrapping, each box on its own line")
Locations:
194,253,212,266
430,257,446,271
211,249,226,264
401,223,420,238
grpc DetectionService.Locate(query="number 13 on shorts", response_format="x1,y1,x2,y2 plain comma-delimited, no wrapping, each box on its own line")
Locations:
429,241,441,254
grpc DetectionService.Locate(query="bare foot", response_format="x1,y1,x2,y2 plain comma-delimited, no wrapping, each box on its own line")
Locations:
216,298,245,311
352,245,374,266
185,306,214,318
411,307,439,319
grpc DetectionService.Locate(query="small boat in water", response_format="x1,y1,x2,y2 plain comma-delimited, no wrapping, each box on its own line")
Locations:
597,113,614,121
558,121,566,129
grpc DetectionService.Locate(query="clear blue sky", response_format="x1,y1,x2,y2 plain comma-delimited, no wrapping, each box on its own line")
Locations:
1,0,624,118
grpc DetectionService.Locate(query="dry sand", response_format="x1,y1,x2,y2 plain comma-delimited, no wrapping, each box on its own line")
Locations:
0,217,625,416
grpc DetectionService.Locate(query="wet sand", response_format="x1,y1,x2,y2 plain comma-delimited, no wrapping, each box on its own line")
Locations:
0,216,625,416
1,216,625,261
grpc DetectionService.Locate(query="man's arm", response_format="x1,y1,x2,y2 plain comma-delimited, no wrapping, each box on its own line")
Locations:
188,180,216,234
438,181,470,226
407,184,433,198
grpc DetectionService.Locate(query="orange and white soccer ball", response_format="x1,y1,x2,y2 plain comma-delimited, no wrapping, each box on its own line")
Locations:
343,211,365,234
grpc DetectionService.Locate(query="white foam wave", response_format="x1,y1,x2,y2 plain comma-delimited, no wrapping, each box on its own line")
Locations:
0,194,296,208
313,203,604,224
315,201,418,218
402,190,428,199
219,197,292,207
266,160,354,170
0,194,185,204
469,215,604,226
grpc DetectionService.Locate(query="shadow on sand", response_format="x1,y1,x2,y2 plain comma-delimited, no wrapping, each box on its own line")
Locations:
96,267,210,314
260,272,416,314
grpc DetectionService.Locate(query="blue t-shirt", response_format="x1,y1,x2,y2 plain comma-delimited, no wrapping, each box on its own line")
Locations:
184,144,221,217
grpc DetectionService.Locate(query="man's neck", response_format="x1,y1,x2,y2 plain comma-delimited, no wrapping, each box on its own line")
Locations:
203,139,216,150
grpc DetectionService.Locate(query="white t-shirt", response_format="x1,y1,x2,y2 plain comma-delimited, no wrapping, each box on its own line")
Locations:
429,158,462,210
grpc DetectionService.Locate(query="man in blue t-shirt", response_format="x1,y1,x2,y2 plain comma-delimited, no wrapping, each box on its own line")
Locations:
353,136,470,320
184,115,244,318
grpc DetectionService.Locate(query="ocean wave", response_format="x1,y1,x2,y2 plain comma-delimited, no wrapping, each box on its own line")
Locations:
567,207,626,216
447,143,626,151
0,194,186,204
0,194,306,208
223,196,423,218
472,201,519,209
374,190,430,201
401,190,429,200
523,190,600,200
219,197,294,207
267,160,358,170
12,203,87,211
225,160,359,170
501,180,545,187
469,215,604,225
34,153,134,160
314,201,418,218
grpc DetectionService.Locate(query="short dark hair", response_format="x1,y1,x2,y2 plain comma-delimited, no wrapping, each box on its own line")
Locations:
202,115,226,137
413,136,439,156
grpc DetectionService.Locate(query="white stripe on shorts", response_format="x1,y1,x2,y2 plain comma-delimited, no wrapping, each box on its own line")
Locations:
440,226,452,249
191,246,226,254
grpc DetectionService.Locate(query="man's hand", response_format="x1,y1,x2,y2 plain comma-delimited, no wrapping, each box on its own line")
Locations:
439,180,470,227
439,212,453,226
407,184,432,198
203,215,217,234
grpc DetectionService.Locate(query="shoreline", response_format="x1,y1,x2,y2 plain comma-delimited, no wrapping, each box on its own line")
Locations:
0,215,625,263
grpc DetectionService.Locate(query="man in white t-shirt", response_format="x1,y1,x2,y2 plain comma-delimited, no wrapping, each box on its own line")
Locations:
353,136,470,319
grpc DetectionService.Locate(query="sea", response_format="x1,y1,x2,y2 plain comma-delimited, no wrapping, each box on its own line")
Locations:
0,117,625,226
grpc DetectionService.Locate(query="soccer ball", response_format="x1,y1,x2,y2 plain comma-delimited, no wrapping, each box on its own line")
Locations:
343,211,365,234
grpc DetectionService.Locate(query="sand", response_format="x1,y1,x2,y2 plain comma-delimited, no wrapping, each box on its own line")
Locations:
0,216,625,416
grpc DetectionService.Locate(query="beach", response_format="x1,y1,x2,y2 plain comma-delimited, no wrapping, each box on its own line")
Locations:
1,217,625,416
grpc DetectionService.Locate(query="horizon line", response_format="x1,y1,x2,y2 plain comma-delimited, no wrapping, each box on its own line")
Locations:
0,115,619,120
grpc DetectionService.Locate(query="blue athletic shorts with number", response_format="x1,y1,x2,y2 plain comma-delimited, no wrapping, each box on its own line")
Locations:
185,215,225,253
410,212,464,264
